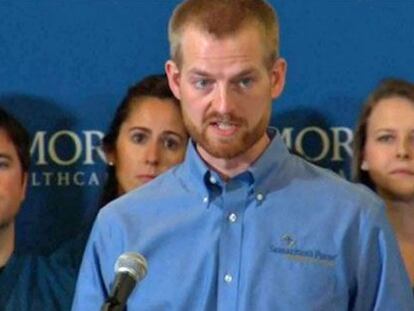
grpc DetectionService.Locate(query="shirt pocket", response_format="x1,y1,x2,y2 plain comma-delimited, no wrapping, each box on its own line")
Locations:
244,246,339,310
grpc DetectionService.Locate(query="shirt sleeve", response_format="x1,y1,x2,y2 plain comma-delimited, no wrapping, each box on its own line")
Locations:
352,202,414,310
71,210,123,311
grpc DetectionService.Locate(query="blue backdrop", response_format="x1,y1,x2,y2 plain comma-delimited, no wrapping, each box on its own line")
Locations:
1,0,413,253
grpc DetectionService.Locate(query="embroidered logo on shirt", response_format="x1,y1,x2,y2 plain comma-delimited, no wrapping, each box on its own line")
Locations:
281,234,296,247
270,235,337,267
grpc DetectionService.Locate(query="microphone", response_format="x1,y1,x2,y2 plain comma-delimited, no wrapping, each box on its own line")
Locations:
101,252,148,311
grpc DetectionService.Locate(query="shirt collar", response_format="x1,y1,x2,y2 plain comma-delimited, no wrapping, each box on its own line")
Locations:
179,128,292,203
247,128,291,198
180,140,211,200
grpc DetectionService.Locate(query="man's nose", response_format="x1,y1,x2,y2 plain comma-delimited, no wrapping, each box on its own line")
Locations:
211,84,236,114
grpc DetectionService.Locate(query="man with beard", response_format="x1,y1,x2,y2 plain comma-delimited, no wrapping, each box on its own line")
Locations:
72,0,414,310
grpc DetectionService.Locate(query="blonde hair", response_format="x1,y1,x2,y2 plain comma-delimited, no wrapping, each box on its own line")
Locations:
168,0,280,68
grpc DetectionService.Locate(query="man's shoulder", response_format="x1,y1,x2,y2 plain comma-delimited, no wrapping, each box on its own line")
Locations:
290,155,382,208
0,252,75,309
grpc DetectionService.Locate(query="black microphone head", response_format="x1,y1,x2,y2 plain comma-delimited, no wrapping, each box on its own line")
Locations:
115,252,148,282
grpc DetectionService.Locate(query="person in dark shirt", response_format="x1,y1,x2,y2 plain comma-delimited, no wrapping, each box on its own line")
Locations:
0,106,76,310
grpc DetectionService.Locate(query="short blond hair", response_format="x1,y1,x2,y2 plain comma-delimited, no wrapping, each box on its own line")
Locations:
168,0,280,68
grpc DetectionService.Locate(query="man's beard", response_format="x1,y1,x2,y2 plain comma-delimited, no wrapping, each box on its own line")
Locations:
183,110,270,159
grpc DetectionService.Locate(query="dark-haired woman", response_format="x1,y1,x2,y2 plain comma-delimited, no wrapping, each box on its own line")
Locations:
100,74,188,206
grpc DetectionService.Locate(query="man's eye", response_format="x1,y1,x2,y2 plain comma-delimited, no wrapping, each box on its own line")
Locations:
131,132,147,144
194,79,211,90
238,77,253,89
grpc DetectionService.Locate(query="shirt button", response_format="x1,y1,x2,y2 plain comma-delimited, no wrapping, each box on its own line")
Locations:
209,176,217,184
203,196,209,203
224,273,233,283
228,213,237,223
256,193,264,201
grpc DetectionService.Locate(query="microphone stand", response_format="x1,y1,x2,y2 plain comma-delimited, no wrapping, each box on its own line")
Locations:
101,300,124,311
100,252,148,311
100,272,136,311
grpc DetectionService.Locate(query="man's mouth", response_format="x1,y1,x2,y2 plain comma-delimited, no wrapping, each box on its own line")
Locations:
210,120,239,136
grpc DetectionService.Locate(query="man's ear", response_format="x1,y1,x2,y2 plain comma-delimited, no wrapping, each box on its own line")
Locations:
165,60,182,100
270,58,287,99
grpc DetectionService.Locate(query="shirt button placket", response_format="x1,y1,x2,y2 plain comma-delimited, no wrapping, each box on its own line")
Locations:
217,182,246,311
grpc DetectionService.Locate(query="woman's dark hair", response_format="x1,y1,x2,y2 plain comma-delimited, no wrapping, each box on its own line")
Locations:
100,74,180,207
352,78,414,190
0,106,30,174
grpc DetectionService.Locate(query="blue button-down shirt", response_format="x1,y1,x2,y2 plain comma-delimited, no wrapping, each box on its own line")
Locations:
72,130,414,310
